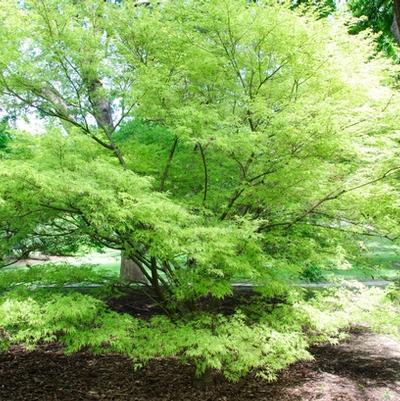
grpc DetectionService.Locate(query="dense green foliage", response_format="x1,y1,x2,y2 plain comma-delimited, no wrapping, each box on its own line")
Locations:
0,285,398,381
0,118,11,153
0,0,399,303
300,0,399,58
0,0,399,382
292,0,336,17
348,0,397,58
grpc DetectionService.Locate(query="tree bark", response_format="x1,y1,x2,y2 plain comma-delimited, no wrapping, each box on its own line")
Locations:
120,251,147,283
392,0,400,45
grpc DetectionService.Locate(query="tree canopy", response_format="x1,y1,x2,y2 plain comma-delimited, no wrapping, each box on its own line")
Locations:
0,0,399,303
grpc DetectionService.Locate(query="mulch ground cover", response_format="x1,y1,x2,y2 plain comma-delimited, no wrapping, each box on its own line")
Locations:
1,331,399,401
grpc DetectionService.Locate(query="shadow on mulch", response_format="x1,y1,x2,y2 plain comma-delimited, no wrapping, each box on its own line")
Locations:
106,287,283,319
0,347,306,401
1,330,399,401
312,343,400,382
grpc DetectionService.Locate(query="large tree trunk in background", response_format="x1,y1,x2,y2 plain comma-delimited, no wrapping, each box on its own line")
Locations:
71,2,146,283
120,252,147,283
392,0,400,45
86,76,145,283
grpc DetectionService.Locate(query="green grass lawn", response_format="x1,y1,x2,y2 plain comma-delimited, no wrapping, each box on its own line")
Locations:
324,239,400,282
325,266,398,281
93,262,120,276
7,238,400,284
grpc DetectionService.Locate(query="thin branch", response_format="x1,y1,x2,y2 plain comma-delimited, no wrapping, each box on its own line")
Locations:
198,143,208,203
0,254,26,269
219,187,245,221
258,167,400,232
159,136,178,192
255,60,289,93
299,221,396,241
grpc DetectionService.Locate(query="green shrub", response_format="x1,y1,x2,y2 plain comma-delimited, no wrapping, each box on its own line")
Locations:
387,274,400,303
300,264,326,283
0,286,398,381
0,290,312,380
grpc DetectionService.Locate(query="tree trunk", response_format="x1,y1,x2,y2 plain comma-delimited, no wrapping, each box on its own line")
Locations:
42,2,148,286
120,252,147,283
392,0,400,45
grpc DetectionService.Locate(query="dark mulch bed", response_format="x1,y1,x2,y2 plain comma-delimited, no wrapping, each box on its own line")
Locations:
1,330,399,401
106,289,167,318
106,287,282,319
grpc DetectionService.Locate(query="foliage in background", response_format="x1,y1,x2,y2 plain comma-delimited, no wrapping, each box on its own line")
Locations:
300,264,326,283
0,264,118,294
297,0,399,59
347,0,397,58
292,0,336,17
388,274,400,301
0,117,11,154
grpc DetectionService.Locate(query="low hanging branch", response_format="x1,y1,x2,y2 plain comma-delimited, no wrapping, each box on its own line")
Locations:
299,221,397,241
258,167,400,233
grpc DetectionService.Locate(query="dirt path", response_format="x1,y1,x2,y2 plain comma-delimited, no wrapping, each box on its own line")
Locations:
0,329,399,401
288,330,400,401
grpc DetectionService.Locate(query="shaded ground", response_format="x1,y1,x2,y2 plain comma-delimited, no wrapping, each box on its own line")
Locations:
0,330,399,401
106,288,271,318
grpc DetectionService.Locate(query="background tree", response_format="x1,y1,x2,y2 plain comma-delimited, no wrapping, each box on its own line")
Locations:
347,0,398,57
0,116,12,154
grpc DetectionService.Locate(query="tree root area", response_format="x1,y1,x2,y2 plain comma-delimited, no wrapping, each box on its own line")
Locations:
0,330,399,401
106,287,273,319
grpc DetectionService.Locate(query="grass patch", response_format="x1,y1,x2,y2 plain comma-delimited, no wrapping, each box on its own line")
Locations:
0,263,119,295
334,240,399,281
301,239,400,283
